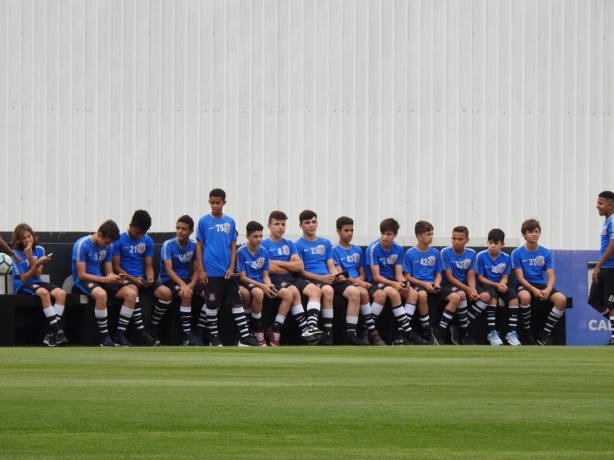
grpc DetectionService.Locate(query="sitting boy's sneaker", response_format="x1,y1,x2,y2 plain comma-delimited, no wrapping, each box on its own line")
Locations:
139,331,159,346
486,330,503,346
536,331,554,346
432,327,446,345
462,333,476,345
43,332,57,347
302,325,323,342
113,331,132,347
392,332,410,345
358,330,370,345
408,330,428,345
369,330,386,346
148,323,159,341
320,332,334,346
55,329,69,346
238,335,266,347
449,324,461,345
346,332,367,346
100,334,118,347
423,327,435,345
266,328,281,347
183,331,201,346
520,329,536,345
253,329,267,346
209,334,223,347
505,331,522,346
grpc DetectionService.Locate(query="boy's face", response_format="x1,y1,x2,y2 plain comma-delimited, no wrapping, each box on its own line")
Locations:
300,217,318,237
246,230,264,248
523,227,541,244
379,230,397,248
417,230,433,246
337,224,354,244
268,218,287,239
176,221,193,242
20,230,34,248
596,197,614,217
128,225,146,240
487,240,504,256
97,233,115,248
208,196,226,216
451,231,469,252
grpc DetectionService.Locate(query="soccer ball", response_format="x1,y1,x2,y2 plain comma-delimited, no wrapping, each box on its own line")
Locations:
0,253,13,275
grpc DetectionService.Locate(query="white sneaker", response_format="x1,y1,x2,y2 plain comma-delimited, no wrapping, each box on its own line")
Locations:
487,330,503,346
505,331,522,346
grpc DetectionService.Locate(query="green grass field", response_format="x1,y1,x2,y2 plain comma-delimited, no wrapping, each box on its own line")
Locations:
1,346,613,459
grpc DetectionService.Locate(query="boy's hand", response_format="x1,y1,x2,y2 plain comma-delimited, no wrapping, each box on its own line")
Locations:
396,281,409,293
321,274,337,284
179,284,192,298
24,244,33,258
496,283,508,293
224,268,234,279
199,270,208,284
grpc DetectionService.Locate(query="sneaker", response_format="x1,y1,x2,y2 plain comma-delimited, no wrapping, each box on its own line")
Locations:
392,332,411,345
253,329,267,346
266,328,281,346
302,325,324,342
139,331,159,346
346,332,366,345
607,338,614,346
238,335,266,347
449,324,461,345
320,332,334,345
423,327,435,345
113,331,132,347
369,330,386,346
408,330,428,345
505,330,522,346
209,334,223,347
359,330,370,345
55,329,69,346
432,327,446,345
196,328,208,346
149,323,159,341
100,334,118,347
182,331,201,346
43,332,57,347
520,329,536,345
536,331,554,346
487,330,503,346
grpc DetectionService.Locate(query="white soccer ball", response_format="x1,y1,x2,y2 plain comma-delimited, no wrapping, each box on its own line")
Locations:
0,253,13,275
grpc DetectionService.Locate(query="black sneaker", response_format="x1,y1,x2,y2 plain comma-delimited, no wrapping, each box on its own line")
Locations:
149,323,159,341
462,333,476,345
432,327,446,345
408,330,428,345
607,338,614,346
100,334,118,347
449,324,461,345
521,329,537,345
345,332,367,346
55,329,69,346
392,332,411,345
209,334,223,347
423,327,435,345
536,331,554,346
238,335,266,347
183,331,201,346
139,331,159,346
302,325,323,343
320,332,334,346
369,330,386,346
113,331,132,347
43,332,57,347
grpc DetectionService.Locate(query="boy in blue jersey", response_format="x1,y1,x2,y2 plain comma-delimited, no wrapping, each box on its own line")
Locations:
159,215,205,346
475,229,521,346
195,188,262,347
72,220,135,347
588,191,614,345
366,218,427,345
512,219,567,345
11,223,68,347
112,210,168,346
333,216,385,345
402,221,445,345
261,210,323,344
295,210,364,345
440,226,484,345
238,221,297,346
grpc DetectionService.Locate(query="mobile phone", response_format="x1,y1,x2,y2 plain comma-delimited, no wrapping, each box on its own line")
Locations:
335,271,349,278
46,253,53,258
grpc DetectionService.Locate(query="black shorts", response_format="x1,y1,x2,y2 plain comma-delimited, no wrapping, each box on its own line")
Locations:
17,281,60,296
73,279,131,297
205,277,242,308
588,268,614,310
517,282,561,299
164,279,205,300
136,280,164,296
271,275,313,293
477,284,518,304
368,283,386,297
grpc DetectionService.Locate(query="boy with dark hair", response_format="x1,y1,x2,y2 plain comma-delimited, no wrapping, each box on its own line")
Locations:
72,219,135,347
512,219,567,345
112,210,168,346
365,218,427,345
402,220,443,345
295,210,364,345
195,189,262,346
159,215,205,346
440,226,482,345
589,191,614,345
260,210,323,344
474,229,521,346
333,216,385,345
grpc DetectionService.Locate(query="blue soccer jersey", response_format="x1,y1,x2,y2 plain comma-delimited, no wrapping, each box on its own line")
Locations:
295,237,334,276
261,237,299,279
365,239,404,281
441,247,477,284
237,245,269,283
196,214,237,277
511,245,553,284
72,235,112,283
600,215,614,269
159,237,197,283
11,246,45,292
332,243,363,279
112,231,154,277
403,246,443,283
476,250,511,283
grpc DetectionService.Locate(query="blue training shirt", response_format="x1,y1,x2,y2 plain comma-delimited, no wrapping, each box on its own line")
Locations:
261,237,298,279
366,239,404,281
72,235,112,283
476,250,511,283
441,247,477,284
112,231,154,277
11,246,45,293
295,237,334,276
196,214,236,277
601,215,614,269
511,245,553,284
332,243,363,279
237,245,269,283
403,246,443,283
159,237,197,282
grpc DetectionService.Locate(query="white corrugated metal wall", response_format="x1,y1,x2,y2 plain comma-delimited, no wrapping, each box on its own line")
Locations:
1,0,612,249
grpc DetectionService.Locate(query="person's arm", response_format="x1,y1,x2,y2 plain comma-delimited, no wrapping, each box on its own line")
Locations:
239,270,274,296
513,267,540,298
226,241,236,279
444,268,472,294
0,236,21,262
164,259,192,298
466,270,479,300
404,272,436,292
593,238,614,282
269,255,303,274
196,240,207,284
144,256,155,285
298,263,336,285
112,254,143,286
